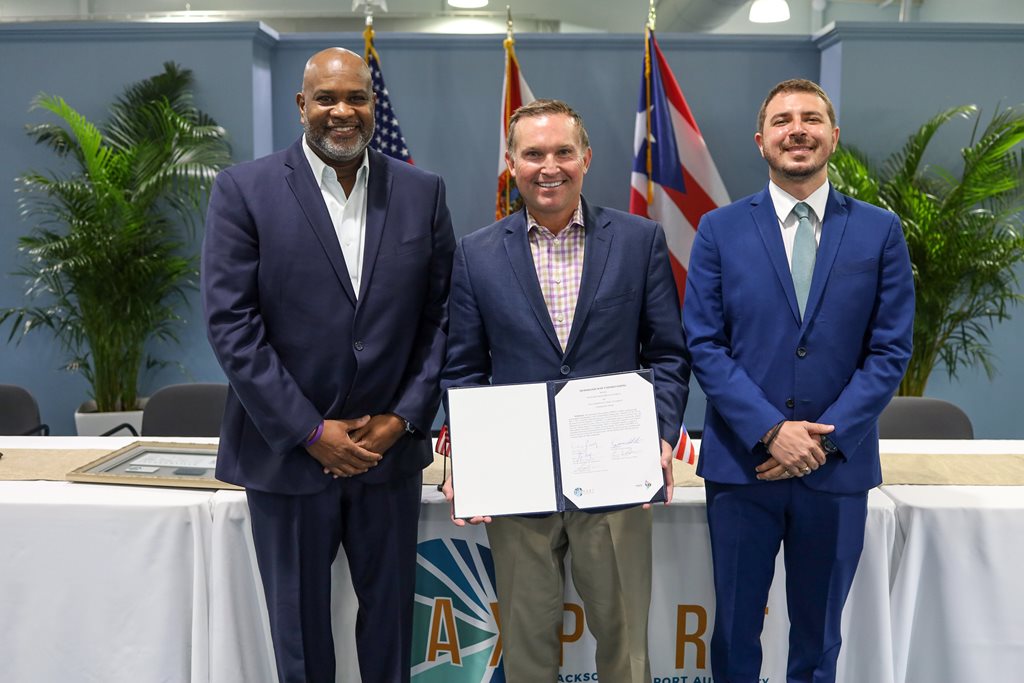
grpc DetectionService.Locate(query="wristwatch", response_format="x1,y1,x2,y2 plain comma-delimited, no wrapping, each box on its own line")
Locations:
402,418,416,435
820,434,839,457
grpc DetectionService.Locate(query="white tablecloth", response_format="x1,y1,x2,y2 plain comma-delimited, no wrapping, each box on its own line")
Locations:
0,480,214,682
206,487,894,683
886,485,1024,682
2,437,1021,682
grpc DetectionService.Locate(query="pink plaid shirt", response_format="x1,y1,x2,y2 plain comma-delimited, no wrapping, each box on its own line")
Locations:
527,203,586,351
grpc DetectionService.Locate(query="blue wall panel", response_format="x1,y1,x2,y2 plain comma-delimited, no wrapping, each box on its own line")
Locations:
1,21,1021,437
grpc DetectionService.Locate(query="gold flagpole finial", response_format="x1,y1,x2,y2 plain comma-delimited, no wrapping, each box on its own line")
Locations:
647,0,656,32
362,4,374,58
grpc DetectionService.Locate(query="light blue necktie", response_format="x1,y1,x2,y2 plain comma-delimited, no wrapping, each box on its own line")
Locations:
791,201,816,318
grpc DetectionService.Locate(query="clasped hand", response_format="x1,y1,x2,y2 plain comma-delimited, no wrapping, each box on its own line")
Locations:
306,414,405,478
755,420,834,481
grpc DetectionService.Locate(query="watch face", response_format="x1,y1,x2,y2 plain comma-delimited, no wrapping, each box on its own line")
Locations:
821,435,838,454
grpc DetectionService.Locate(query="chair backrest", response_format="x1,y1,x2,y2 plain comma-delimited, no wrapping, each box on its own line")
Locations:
0,384,49,436
141,383,229,438
878,396,974,439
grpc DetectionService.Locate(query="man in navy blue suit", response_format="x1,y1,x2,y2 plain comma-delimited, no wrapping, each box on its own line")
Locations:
202,48,454,683
441,99,690,682
684,79,914,682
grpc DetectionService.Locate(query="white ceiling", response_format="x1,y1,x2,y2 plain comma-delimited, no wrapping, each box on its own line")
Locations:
0,0,1020,34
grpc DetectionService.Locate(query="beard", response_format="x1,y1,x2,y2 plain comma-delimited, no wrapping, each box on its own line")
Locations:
304,119,374,164
766,153,828,180
763,136,832,181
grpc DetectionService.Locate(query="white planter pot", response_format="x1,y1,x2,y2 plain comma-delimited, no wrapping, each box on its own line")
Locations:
74,399,148,436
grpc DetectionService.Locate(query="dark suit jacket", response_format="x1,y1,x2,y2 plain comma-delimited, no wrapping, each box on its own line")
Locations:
684,185,914,494
441,199,689,449
202,141,455,494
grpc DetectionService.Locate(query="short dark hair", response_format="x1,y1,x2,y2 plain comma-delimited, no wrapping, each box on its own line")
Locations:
507,99,590,155
757,79,837,132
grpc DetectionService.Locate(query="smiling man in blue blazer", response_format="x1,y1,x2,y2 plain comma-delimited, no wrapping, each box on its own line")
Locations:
441,99,689,683
683,79,914,683
202,48,454,683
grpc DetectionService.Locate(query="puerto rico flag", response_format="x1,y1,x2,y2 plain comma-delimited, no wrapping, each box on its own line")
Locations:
496,33,535,219
630,27,729,306
674,425,697,465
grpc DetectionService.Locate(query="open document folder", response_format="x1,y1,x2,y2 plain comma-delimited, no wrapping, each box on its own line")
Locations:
447,370,666,519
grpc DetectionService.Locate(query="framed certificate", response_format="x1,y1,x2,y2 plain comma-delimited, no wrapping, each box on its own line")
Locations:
66,441,242,490
447,370,666,519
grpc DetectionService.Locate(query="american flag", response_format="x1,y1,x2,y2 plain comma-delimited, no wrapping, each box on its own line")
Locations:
496,32,535,219
364,24,413,163
629,27,729,307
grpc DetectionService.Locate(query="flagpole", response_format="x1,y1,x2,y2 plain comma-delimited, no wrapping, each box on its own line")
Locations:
503,5,516,218
496,5,534,219
645,0,656,206
358,1,415,164
363,7,376,62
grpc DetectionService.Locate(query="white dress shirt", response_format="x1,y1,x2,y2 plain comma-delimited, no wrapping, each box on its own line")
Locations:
768,180,830,270
302,137,369,297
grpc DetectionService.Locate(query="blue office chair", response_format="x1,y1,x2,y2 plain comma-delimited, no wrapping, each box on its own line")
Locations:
0,384,49,436
142,383,229,437
878,396,974,439
102,383,228,437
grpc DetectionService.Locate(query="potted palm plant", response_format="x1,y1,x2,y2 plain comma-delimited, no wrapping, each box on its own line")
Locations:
828,105,1024,395
0,62,231,434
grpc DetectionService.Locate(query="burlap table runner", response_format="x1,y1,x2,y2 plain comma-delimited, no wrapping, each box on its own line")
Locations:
879,452,1024,485
4,447,1023,487
0,449,111,482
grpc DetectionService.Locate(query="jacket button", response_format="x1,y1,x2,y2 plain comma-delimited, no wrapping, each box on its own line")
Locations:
786,398,795,408
560,365,571,375
354,341,364,351
796,347,807,358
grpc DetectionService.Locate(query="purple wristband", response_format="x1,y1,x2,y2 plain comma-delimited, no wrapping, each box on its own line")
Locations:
304,421,324,447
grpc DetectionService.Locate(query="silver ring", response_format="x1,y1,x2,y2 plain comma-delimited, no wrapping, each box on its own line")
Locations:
801,467,811,474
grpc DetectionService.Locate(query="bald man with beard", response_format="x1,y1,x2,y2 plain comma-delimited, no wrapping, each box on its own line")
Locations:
203,48,455,683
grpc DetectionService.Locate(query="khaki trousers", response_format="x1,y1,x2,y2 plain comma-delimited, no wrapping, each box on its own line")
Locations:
486,506,653,683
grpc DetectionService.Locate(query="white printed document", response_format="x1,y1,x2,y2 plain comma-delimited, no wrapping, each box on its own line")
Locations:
447,370,665,519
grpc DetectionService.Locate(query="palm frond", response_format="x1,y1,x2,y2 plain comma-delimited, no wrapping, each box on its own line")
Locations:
883,105,976,188
835,104,1024,394
2,63,231,411
828,145,885,209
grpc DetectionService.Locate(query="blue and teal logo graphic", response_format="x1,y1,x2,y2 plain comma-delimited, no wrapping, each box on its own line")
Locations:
412,538,505,682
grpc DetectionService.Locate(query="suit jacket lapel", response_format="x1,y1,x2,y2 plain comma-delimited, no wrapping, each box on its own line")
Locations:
751,186,801,325
503,212,562,355
563,199,611,358
283,139,357,304
802,188,849,328
357,149,391,305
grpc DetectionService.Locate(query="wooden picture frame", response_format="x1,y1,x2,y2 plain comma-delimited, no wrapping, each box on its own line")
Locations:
66,441,242,490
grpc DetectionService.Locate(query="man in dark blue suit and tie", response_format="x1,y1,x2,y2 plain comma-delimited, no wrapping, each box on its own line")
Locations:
441,99,690,682
684,79,914,682
202,48,455,683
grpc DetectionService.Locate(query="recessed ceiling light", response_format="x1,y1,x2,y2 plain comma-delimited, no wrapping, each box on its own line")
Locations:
749,0,791,23
448,0,489,8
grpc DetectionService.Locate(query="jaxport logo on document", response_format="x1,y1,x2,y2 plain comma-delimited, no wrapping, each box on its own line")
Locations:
412,537,505,682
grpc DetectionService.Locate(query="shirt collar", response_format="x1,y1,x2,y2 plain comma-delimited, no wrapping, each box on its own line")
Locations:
768,179,830,224
301,135,369,192
527,201,586,237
